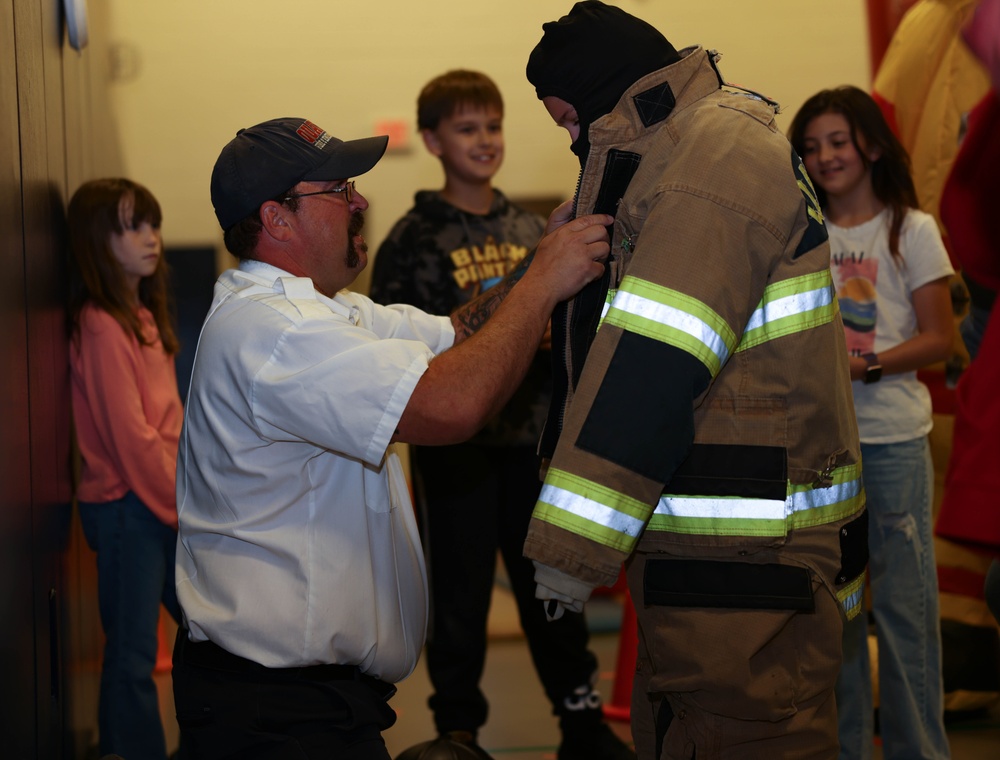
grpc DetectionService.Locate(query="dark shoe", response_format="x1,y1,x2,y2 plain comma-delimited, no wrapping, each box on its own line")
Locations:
441,730,478,745
394,732,495,760
557,719,636,760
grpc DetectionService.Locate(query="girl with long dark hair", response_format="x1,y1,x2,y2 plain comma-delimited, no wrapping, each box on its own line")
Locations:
68,177,183,760
789,87,953,760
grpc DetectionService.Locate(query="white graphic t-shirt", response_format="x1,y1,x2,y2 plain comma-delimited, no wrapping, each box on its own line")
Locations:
827,208,953,443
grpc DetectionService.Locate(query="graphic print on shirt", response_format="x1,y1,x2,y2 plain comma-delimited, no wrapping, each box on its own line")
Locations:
451,237,532,294
830,244,877,356
369,190,550,447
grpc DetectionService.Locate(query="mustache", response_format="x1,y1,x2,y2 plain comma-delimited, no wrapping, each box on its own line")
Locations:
348,211,367,256
348,211,365,238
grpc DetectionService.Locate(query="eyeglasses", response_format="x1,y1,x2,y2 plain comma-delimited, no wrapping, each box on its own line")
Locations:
282,180,355,204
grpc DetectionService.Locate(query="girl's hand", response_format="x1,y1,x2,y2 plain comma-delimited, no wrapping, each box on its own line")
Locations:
845,276,953,383
848,354,867,382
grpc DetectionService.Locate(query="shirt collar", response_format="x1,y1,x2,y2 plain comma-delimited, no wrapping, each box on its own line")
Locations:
235,259,359,324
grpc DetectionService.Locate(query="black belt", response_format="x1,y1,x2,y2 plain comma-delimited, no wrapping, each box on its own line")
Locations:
177,630,363,682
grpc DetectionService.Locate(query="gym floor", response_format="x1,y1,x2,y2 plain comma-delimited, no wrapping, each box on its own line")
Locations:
143,580,1000,760
377,585,1000,759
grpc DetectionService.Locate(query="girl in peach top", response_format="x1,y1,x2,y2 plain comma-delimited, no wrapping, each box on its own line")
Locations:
67,178,183,760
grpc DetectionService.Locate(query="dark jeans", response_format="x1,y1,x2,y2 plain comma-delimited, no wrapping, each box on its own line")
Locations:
414,443,598,734
172,632,398,759
78,491,181,760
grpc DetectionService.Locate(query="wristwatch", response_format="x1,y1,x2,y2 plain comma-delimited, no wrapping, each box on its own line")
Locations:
862,353,882,384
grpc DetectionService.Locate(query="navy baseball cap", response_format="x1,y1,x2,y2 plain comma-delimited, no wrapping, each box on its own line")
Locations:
210,117,389,231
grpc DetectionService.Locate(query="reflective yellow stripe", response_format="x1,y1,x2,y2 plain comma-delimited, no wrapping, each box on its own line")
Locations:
600,271,837,374
534,469,652,553
786,462,864,530
602,277,736,376
738,270,838,351
648,495,787,537
538,463,863,548
838,574,865,620
647,464,864,537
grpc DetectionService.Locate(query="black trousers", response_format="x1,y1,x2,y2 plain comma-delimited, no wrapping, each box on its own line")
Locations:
172,630,397,759
414,442,599,734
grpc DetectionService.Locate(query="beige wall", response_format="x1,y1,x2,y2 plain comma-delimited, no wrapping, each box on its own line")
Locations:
104,0,872,292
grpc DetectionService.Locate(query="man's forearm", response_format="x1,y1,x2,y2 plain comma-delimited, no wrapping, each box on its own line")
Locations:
451,251,533,343
394,212,610,445
395,264,555,445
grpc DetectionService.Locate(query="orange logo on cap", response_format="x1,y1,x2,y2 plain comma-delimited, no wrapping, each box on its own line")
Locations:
296,121,326,144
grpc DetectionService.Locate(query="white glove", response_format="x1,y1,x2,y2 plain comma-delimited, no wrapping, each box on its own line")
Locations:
533,561,594,622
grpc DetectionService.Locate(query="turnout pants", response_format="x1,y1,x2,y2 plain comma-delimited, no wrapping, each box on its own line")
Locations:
626,521,855,760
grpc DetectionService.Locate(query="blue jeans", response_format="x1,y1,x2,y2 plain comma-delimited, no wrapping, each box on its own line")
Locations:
837,438,950,760
79,491,181,760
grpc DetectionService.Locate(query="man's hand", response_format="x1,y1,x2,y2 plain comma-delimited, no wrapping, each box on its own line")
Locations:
527,212,612,305
544,199,576,235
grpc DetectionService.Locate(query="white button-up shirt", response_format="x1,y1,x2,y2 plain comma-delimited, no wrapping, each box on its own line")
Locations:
176,260,453,682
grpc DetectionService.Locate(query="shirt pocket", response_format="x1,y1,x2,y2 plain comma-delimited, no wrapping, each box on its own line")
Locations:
610,205,644,288
363,461,392,514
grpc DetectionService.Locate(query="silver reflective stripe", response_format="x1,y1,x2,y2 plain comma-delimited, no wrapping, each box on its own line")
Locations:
538,462,862,546
788,476,862,514
744,285,833,332
654,495,786,521
608,289,731,370
655,476,859,522
537,482,646,538
842,585,864,614
739,271,837,351
840,576,865,620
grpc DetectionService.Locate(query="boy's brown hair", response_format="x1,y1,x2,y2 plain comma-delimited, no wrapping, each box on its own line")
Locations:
417,69,504,131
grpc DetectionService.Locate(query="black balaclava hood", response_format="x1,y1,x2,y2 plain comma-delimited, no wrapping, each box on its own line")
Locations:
526,1,681,167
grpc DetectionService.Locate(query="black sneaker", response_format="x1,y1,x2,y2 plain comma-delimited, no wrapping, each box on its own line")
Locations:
393,732,495,760
441,730,478,745
557,720,636,760
442,732,495,759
